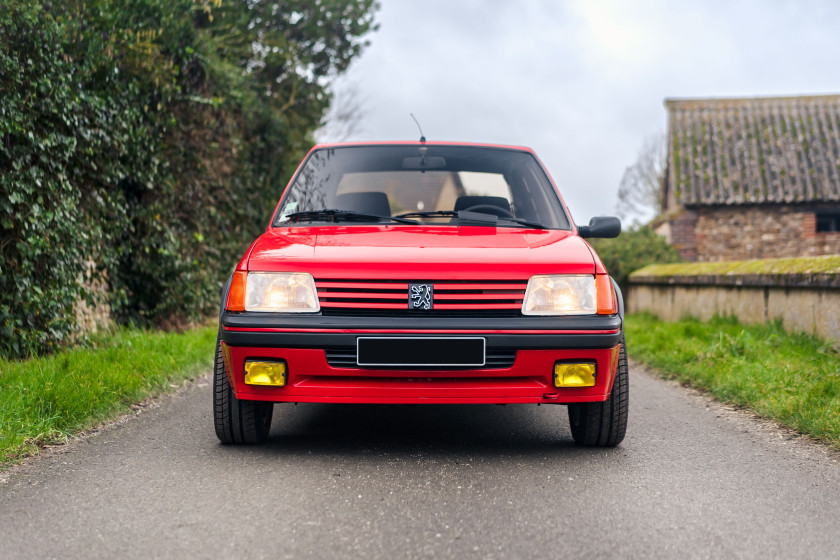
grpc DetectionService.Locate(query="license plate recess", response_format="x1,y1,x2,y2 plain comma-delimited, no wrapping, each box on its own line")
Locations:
356,337,486,367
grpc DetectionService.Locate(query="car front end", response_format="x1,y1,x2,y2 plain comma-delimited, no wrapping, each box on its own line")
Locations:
214,142,628,446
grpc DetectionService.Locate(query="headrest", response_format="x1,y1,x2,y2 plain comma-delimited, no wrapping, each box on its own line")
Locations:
334,192,391,217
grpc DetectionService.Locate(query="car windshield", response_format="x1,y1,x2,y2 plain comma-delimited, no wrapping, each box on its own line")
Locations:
272,145,571,229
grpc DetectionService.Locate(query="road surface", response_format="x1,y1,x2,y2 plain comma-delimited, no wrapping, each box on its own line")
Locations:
1,364,839,559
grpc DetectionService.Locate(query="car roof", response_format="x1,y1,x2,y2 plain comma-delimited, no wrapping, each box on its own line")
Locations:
310,141,536,154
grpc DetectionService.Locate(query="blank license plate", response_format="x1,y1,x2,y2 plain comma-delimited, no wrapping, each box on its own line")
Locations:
356,337,486,367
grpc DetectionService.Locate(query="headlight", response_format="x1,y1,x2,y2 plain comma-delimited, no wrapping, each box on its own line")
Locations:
245,272,320,312
522,275,596,315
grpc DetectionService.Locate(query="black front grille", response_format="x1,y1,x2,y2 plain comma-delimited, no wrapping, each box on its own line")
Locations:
324,347,517,369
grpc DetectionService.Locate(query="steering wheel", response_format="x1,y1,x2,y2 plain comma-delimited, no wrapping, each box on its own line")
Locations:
462,204,514,218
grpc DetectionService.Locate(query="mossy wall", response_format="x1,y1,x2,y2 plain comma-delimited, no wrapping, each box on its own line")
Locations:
628,255,840,341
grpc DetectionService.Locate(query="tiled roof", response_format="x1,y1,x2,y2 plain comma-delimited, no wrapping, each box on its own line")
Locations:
665,94,840,207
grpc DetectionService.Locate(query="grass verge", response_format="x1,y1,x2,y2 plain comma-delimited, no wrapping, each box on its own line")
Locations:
0,325,216,468
625,313,840,448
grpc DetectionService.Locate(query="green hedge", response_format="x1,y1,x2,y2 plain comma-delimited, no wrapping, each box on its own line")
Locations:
0,0,378,357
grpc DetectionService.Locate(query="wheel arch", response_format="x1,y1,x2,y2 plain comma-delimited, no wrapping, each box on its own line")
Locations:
610,276,625,321
219,273,233,323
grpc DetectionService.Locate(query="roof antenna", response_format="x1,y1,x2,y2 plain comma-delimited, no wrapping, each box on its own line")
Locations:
410,113,426,143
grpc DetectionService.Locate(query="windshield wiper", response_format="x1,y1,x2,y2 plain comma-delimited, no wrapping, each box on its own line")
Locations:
496,216,548,229
394,210,457,219
279,209,420,225
395,209,547,229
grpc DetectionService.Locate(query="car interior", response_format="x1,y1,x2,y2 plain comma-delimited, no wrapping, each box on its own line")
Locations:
333,191,516,220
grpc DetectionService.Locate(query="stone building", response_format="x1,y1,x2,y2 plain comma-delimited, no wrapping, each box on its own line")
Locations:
656,94,840,262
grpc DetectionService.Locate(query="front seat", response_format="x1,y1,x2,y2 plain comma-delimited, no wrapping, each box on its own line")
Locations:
334,192,392,216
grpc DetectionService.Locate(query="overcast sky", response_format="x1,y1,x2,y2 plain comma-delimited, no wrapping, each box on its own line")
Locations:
321,0,840,224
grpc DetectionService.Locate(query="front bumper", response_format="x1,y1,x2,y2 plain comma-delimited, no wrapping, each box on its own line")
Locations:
220,312,622,405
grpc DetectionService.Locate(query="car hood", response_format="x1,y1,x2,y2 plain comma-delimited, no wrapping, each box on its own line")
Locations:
245,226,596,279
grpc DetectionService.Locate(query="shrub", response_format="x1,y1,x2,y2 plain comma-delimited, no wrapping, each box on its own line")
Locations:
589,224,681,293
0,0,378,357
0,3,129,355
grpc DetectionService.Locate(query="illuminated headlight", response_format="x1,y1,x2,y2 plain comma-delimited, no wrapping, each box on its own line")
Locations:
522,275,596,315
245,272,320,312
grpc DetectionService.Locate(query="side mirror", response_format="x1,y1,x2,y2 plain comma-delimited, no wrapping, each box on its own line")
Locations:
577,216,621,239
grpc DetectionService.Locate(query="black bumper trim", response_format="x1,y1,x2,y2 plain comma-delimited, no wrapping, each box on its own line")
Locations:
221,311,621,332
220,311,622,350
221,330,621,350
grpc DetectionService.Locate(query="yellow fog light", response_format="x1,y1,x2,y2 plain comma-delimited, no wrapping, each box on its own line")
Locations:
244,360,287,386
554,362,596,387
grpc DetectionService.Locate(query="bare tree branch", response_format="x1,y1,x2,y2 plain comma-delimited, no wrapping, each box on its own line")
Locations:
315,80,366,143
615,133,666,225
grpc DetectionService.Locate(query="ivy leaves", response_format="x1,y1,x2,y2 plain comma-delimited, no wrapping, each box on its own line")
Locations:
0,0,378,357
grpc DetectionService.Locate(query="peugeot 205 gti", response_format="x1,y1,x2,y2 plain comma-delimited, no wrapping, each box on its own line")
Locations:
215,142,627,446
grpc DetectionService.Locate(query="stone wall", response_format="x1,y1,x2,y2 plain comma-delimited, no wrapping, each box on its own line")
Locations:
692,204,840,262
74,260,113,334
628,273,840,342
654,209,699,262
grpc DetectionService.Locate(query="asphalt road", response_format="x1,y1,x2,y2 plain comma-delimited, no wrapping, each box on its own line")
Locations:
2,365,839,559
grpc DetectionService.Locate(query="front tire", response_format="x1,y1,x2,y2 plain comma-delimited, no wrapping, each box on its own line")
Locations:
567,336,628,446
213,335,273,444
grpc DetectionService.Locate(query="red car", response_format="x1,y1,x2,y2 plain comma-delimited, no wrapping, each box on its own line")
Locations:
214,142,627,446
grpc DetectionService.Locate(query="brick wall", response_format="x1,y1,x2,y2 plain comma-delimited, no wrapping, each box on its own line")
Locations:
670,210,698,261
688,204,840,262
